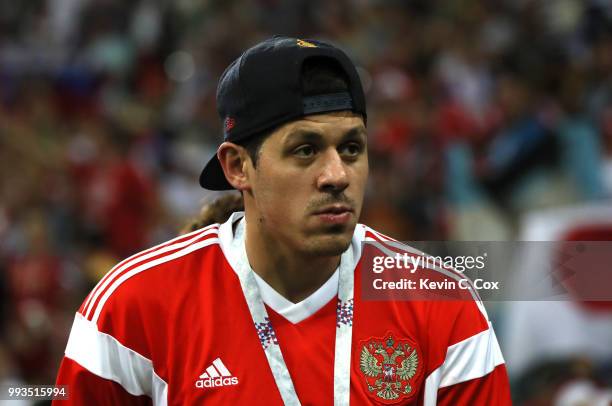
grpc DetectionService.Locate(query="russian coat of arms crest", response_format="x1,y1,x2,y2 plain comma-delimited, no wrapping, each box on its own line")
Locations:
357,333,421,404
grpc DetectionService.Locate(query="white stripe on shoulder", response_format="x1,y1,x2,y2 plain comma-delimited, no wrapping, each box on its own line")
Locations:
422,326,505,405
65,313,168,406
91,237,219,324
359,227,486,315
439,325,505,388
367,227,398,242
84,225,219,319
82,225,217,313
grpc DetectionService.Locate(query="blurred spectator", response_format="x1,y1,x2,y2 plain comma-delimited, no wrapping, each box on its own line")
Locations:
1,0,612,400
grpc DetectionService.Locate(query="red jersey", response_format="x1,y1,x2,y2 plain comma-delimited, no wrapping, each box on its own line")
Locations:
54,212,511,405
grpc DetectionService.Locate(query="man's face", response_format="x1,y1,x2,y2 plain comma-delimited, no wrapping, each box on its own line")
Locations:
246,111,368,257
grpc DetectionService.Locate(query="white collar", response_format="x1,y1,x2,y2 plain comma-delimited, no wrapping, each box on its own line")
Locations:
218,211,364,324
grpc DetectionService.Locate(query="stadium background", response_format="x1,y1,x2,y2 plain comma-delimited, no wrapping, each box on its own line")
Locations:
1,0,611,404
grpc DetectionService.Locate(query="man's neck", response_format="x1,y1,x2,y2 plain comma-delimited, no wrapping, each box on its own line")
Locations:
241,217,341,303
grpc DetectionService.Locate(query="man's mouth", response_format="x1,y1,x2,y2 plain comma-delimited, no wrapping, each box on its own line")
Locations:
313,205,353,215
313,205,354,225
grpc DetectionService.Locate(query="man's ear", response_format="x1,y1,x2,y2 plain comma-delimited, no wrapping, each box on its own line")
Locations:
217,142,252,191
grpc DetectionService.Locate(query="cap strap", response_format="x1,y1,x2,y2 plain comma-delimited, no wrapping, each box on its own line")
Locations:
303,92,354,115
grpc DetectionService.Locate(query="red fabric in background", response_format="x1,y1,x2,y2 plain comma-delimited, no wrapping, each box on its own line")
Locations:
559,225,612,312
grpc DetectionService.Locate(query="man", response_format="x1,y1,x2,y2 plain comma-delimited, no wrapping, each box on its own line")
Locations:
54,36,511,405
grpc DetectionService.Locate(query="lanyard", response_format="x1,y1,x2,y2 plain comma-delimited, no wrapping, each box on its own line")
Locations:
231,220,355,405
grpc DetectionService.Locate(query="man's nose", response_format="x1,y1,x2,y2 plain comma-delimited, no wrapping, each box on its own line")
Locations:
316,149,349,193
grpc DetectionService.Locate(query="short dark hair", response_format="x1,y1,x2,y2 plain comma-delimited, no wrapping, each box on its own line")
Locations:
237,57,351,167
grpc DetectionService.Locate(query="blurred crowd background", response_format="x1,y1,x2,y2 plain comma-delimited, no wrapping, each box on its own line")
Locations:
1,0,612,404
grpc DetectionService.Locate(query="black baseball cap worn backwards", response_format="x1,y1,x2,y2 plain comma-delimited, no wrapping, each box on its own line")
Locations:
199,36,367,190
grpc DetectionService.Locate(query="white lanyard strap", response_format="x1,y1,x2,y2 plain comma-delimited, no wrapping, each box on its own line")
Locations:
334,249,354,406
231,221,354,405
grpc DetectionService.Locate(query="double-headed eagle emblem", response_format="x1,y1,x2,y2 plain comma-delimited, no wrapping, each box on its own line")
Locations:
359,334,420,402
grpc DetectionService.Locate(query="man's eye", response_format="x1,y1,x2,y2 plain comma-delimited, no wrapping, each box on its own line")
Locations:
340,143,363,157
294,145,316,157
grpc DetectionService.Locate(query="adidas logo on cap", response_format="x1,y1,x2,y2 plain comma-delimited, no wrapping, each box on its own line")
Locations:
195,358,239,388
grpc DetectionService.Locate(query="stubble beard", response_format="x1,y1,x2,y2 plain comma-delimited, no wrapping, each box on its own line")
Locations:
256,206,357,258
300,223,356,257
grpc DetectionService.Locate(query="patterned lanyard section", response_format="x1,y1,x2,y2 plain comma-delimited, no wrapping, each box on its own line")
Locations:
231,221,355,405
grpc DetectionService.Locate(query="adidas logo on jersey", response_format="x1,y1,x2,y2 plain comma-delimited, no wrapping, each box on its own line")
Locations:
195,358,239,388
